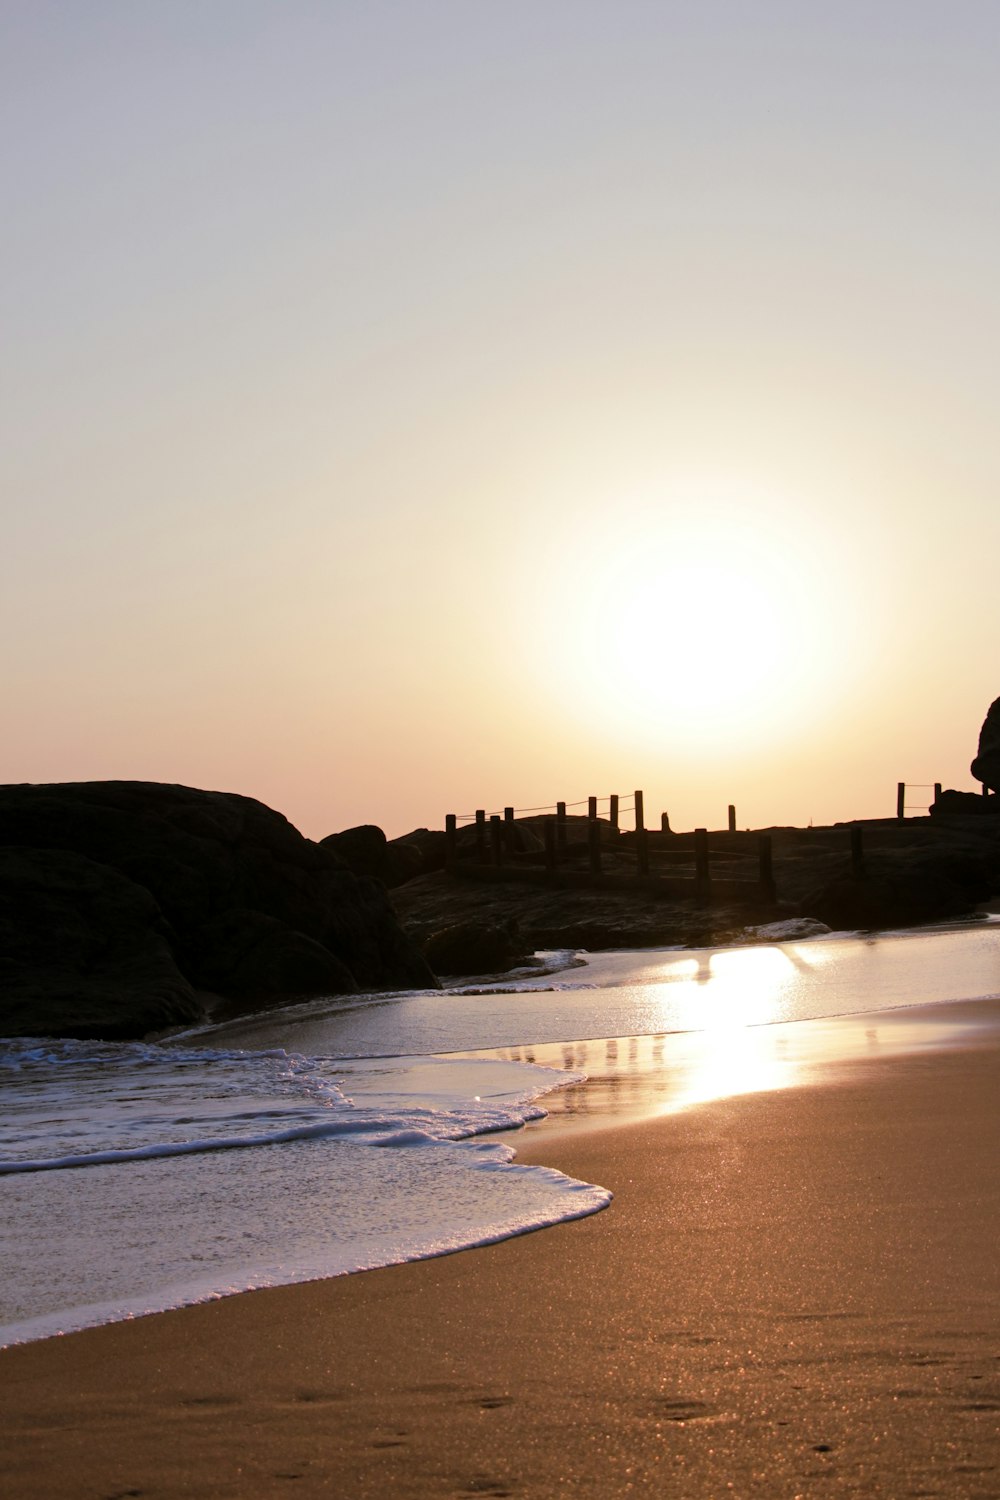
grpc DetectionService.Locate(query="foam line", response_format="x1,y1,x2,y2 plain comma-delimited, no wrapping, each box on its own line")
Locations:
0,1115,404,1175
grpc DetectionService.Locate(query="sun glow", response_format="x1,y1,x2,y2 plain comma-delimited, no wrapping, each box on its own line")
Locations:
531,479,851,755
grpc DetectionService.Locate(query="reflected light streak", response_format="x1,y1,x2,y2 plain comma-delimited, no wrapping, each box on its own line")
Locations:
648,945,804,1108
609,942,829,1054
477,1004,993,1139
660,1026,799,1112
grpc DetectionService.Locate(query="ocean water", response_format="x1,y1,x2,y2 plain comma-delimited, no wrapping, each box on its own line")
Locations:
3,921,999,1348
0,1041,605,1347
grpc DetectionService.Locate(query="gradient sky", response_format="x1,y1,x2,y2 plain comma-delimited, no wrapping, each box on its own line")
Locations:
3,2,999,839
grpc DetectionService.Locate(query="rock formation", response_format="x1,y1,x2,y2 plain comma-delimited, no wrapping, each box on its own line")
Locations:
321,824,426,887
0,781,436,1039
971,695,1000,793
422,919,528,977
797,847,994,930
0,846,199,1040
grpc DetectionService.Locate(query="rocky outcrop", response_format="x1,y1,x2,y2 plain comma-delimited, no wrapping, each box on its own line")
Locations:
0,781,436,1039
971,696,1000,793
321,824,426,888
390,828,448,880
422,919,528,978
393,869,777,965
0,846,199,1040
931,789,1000,817
797,848,994,931
392,818,1000,969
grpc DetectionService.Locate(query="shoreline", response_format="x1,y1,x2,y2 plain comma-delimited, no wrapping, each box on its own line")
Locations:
4,1000,1000,1496
176,911,1000,1051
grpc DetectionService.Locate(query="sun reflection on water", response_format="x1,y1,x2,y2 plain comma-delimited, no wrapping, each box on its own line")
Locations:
453,940,994,1135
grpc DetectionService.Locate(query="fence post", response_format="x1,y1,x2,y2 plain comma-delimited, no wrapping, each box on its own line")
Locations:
728,804,736,833
850,824,863,876
556,801,567,854
897,783,906,820
490,814,503,866
588,795,598,820
634,790,649,876
504,805,515,854
933,782,942,804
475,809,487,862
758,833,774,899
694,828,710,899
544,818,557,871
445,813,457,870
588,819,602,875
609,794,619,830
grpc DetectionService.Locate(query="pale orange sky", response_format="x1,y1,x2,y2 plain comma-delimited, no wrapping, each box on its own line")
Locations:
3,3,999,839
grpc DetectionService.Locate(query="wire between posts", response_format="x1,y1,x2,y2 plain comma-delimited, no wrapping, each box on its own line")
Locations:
455,793,642,821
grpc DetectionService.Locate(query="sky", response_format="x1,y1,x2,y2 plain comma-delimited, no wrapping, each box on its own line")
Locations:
3,1,1000,839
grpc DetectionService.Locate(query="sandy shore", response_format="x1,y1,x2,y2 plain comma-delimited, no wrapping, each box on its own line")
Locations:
4,1004,1000,1498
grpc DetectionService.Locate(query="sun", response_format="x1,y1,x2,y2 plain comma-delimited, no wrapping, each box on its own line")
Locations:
530,479,847,754
601,547,788,724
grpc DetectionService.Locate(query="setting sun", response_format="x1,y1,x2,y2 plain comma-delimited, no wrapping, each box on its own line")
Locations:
530,478,852,757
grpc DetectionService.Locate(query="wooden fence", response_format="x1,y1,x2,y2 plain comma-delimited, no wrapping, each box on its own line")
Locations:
896,782,942,818
442,791,776,905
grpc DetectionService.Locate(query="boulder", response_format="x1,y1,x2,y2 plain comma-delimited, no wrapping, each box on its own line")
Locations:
385,840,425,886
422,920,527,977
0,781,437,1038
453,821,548,858
320,825,437,888
320,824,390,881
390,828,447,880
971,696,1000,793
931,789,1000,817
0,845,199,1039
799,849,992,930
188,908,359,997
744,918,832,942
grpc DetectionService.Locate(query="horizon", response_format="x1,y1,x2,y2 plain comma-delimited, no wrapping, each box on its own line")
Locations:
4,3,999,843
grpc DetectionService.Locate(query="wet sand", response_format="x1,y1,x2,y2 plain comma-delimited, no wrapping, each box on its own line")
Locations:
3,1001,1000,1498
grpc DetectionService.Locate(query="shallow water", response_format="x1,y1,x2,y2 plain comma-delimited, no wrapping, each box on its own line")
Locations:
0,1043,606,1347
197,921,1000,1058
3,922,999,1348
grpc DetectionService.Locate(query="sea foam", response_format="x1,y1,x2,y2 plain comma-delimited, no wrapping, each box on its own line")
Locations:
0,1038,609,1347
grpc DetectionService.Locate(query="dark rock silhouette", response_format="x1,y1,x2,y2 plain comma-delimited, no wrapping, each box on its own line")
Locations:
0,846,199,1039
320,824,391,880
321,823,425,887
422,919,527,977
390,828,448,879
393,868,778,960
188,908,358,997
931,789,1000,817
798,848,994,930
971,696,1000,793
0,781,435,1039
394,819,1000,964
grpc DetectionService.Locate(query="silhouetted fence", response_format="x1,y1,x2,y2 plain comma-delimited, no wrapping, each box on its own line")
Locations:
896,782,943,818
443,791,776,904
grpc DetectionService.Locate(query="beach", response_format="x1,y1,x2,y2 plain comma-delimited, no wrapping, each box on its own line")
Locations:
3,994,1000,1498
